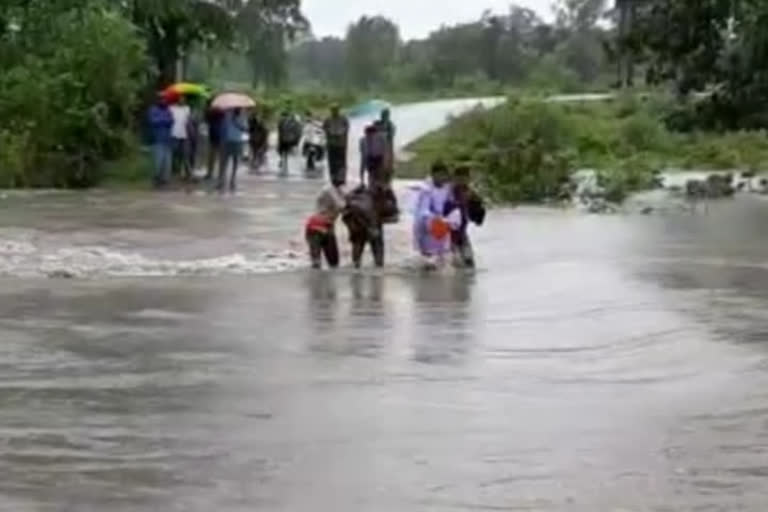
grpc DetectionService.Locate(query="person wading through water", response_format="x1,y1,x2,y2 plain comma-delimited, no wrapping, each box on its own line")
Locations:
248,110,268,172
414,160,459,268
377,108,396,180
305,178,346,269
323,104,350,184
360,124,388,186
444,165,486,269
278,110,302,176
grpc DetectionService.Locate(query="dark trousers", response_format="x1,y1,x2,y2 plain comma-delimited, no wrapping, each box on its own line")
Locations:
350,224,384,268
307,229,340,269
451,230,475,268
327,145,347,184
366,155,386,187
218,141,242,191
171,138,191,179
205,140,220,180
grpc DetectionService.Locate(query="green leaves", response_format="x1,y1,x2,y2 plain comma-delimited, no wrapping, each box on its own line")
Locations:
630,0,768,129
0,1,148,187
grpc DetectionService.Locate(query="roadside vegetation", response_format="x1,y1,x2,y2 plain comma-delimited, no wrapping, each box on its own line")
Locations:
4,0,768,192
401,95,768,203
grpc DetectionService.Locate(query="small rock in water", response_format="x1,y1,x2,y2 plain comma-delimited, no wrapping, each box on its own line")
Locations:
47,269,76,279
640,206,654,215
685,174,735,200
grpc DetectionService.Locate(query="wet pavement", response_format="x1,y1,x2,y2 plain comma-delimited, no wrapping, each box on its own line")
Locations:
2,100,768,511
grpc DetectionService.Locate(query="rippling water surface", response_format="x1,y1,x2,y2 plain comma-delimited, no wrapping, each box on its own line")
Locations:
2,99,768,511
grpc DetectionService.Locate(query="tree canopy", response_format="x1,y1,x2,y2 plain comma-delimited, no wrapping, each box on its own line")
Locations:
287,3,614,93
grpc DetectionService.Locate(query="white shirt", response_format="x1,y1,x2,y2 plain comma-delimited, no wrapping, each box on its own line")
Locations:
169,104,191,139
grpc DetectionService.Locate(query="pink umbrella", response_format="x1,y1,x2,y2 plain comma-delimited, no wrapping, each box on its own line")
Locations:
212,92,256,110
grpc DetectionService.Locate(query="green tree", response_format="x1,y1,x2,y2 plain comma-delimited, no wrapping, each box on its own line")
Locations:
0,0,148,187
630,0,768,129
345,16,401,89
124,0,236,87
237,0,308,88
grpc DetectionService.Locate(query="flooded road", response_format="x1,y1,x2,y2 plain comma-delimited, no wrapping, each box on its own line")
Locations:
2,99,768,511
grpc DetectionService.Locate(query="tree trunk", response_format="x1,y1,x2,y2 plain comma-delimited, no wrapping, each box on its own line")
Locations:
616,0,634,88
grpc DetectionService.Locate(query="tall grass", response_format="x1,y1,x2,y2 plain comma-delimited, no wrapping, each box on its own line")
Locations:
402,94,768,203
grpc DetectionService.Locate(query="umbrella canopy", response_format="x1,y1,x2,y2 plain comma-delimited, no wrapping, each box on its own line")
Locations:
346,99,392,118
212,92,256,110
162,82,210,98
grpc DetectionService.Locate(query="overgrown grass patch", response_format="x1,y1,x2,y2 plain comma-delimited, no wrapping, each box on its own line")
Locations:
400,94,768,203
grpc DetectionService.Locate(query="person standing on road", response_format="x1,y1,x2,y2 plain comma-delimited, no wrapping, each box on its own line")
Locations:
204,102,223,181
147,94,174,188
323,104,350,185
218,108,248,192
169,96,192,180
377,108,396,182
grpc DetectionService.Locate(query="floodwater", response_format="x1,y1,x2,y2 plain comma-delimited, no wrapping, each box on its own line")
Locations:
2,99,768,511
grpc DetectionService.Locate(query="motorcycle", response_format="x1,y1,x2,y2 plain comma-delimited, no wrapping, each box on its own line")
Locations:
302,121,326,173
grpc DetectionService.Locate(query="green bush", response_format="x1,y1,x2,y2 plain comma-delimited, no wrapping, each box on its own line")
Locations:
404,94,768,204
406,99,576,202
0,4,148,188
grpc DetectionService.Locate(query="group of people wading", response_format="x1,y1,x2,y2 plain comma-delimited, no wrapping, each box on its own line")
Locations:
305,107,486,271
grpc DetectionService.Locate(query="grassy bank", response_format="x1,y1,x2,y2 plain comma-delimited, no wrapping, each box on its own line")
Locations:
399,94,768,203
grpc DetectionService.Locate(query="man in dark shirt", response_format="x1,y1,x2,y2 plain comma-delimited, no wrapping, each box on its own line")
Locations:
323,104,350,185
204,104,223,181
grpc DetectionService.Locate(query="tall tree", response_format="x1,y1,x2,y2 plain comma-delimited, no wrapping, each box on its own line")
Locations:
345,16,400,89
237,0,308,87
125,0,237,86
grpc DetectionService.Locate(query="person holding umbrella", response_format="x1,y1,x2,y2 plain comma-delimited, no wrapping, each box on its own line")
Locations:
218,108,248,192
211,93,256,192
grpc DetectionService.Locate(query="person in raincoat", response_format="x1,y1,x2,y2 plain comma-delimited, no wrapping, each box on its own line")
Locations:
413,161,460,267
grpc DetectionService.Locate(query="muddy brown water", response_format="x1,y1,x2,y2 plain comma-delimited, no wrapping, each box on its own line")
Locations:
1,99,768,511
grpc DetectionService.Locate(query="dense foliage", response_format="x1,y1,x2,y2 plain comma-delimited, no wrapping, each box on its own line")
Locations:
288,1,614,94
626,0,768,130
0,0,148,187
0,0,308,188
403,95,768,203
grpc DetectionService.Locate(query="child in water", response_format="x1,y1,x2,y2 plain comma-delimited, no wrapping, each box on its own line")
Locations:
305,179,346,269
444,165,486,268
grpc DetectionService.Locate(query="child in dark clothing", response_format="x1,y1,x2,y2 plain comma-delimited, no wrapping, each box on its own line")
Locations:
343,185,386,268
444,165,486,268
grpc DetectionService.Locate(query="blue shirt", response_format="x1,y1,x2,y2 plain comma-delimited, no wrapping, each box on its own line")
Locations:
147,104,173,145
224,112,247,143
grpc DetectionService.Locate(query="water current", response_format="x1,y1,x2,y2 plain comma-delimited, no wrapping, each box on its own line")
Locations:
1,98,768,511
